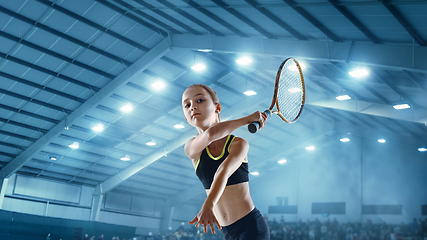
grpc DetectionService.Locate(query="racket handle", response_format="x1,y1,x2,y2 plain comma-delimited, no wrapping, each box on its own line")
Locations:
248,110,271,133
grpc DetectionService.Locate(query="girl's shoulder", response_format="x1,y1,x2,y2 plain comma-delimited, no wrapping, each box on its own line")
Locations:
184,137,198,157
228,136,249,153
230,136,248,145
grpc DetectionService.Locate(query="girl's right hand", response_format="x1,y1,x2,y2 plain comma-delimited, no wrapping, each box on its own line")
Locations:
188,203,221,234
247,111,268,129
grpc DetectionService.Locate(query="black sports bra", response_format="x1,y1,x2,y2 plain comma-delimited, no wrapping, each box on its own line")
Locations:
195,135,249,189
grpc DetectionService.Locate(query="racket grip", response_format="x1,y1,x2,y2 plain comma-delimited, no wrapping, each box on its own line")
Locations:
248,110,271,133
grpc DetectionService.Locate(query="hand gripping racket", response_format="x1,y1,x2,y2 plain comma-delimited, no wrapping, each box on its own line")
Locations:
248,57,305,133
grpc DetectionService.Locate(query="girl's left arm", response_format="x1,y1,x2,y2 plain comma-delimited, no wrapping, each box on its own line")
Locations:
188,137,249,234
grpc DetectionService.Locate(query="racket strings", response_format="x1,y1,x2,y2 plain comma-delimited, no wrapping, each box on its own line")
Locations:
277,60,303,121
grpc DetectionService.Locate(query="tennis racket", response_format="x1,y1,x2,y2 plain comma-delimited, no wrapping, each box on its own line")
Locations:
248,57,305,133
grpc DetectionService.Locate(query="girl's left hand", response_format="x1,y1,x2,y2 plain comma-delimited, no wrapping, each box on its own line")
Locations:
188,203,221,234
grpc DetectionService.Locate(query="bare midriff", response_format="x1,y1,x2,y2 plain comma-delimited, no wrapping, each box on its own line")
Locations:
206,182,254,227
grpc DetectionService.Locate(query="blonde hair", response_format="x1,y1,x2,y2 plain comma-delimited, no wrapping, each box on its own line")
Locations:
186,84,219,103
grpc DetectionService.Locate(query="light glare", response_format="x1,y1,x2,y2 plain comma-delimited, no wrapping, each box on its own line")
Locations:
121,103,134,113
393,104,410,110
191,63,206,71
244,90,257,96
278,159,287,164
418,148,427,152
151,81,165,90
146,140,156,146
174,123,185,129
336,95,351,101
349,68,369,77
340,138,350,142
120,155,130,161
378,139,386,143
68,142,79,149
92,123,104,132
236,57,252,65
305,146,315,151
250,171,259,176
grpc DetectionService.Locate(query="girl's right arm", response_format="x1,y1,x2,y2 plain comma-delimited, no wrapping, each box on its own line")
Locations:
184,111,267,160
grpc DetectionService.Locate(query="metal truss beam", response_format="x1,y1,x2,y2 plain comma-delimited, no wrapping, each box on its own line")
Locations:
380,0,425,46
0,37,171,179
282,0,341,42
182,0,249,37
327,0,381,44
245,0,307,40
212,0,276,39
171,34,427,73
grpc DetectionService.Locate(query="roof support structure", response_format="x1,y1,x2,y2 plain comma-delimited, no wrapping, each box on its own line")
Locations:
333,122,427,145
0,37,171,179
330,63,426,111
0,177,9,209
302,83,427,125
90,185,103,221
0,30,115,79
96,130,195,195
379,0,425,46
170,34,427,73
131,0,202,35
94,0,170,37
211,0,276,39
108,0,181,34
0,5,132,66
327,0,381,44
0,88,72,114
0,51,100,91
156,0,224,36
282,0,341,42
37,0,154,51
370,69,420,108
0,103,59,124
328,63,392,104
403,71,427,94
182,0,249,37
307,96,427,125
0,70,86,103
245,0,307,40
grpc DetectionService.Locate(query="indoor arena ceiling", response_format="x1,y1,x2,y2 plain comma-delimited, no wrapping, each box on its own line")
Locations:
0,0,426,207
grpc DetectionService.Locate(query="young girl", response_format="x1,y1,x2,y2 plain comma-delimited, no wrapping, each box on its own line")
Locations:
182,84,270,240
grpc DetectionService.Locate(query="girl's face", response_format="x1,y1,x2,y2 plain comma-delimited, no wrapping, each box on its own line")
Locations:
182,86,220,130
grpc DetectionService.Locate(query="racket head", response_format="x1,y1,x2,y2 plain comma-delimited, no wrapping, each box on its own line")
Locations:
274,58,305,123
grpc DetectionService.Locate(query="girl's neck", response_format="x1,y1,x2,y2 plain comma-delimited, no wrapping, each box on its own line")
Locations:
196,120,219,134
209,135,228,151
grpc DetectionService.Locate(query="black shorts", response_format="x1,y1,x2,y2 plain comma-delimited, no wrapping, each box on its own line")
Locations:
220,207,270,240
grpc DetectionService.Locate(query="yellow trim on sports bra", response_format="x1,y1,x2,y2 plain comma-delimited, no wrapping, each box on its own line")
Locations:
226,135,235,153
194,158,200,172
194,135,248,171
206,134,232,160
